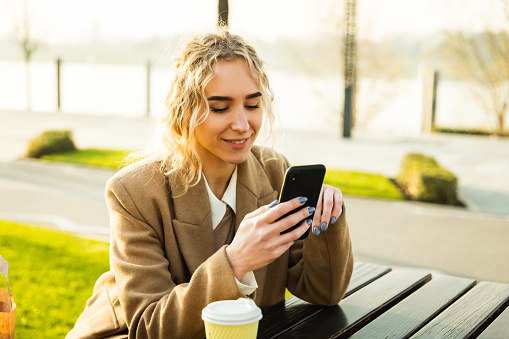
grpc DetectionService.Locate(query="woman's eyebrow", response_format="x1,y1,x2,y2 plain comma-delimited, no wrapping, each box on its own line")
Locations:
207,92,262,101
246,92,262,99
207,96,232,101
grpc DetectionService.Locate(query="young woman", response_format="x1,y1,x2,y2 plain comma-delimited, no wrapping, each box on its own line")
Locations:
67,30,353,339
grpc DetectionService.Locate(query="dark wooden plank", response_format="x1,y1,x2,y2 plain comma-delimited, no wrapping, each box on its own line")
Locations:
258,297,323,339
258,262,391,339
275,269,431,338
410,281,509,339
477,305,509,339
349,275,476,339
346,262,391,298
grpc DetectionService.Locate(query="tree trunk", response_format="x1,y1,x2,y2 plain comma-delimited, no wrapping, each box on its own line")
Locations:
25,59,31,112
497,104,506,135
218,0,229,27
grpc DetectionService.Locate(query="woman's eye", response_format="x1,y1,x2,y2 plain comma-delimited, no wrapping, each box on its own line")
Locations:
245,103,260,110
210,107,229,113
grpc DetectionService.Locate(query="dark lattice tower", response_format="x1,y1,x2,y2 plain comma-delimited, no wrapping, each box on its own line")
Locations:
343,0,357,138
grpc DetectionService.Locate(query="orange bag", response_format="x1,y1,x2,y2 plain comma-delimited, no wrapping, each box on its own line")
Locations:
0,256,15,339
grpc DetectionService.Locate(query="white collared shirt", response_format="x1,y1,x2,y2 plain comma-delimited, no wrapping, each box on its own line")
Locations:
203,168,258,296
204,168,237,230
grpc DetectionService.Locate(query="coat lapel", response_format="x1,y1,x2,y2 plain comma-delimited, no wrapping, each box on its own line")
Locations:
237,155,279,301
171,176,216,275
236,154,280,229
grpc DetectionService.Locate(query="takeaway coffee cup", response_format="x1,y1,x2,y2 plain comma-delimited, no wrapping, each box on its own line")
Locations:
202,298,262,339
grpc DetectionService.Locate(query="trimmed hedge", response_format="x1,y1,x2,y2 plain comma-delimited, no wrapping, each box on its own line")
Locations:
433,126,509,137
396,153,458,205
26,130,77,158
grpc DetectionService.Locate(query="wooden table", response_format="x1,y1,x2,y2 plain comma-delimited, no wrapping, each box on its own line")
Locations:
259,262,509,338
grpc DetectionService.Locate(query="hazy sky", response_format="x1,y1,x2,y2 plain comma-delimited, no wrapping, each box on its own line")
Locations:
0,0,506,44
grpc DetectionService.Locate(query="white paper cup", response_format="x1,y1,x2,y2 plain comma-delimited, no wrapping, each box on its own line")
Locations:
202,298,262,339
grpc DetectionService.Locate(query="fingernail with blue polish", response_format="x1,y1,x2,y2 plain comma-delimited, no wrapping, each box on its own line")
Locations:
308,207,315,214
299,197,308,204
313,226,320,236
330,216,336,224
269,200,278,208
306,219,312,226
321,222,327,232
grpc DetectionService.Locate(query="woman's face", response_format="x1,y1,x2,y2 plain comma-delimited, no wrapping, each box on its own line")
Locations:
195,58,263,169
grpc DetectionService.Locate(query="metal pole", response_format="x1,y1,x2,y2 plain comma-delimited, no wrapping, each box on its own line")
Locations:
56,58,61,112
420,68,439,133
431,71,439,130
146,61,151,118
343,85,352,138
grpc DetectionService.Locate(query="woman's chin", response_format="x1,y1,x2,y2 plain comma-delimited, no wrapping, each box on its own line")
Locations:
227,156,249,165
224,151,251,165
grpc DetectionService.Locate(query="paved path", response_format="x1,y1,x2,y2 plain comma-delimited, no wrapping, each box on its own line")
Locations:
1,110,508,282
346,196,509,283
0,159,112,238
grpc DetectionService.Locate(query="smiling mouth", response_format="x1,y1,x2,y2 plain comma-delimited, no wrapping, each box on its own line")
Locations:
225,137,249,143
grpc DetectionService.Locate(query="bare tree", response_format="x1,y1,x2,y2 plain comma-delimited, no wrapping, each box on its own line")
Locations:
443,0,509,134
12,0,42,111
218,0,229,27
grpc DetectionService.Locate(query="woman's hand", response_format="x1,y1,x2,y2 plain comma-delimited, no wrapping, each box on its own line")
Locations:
311,184,344,236
225,197,313,280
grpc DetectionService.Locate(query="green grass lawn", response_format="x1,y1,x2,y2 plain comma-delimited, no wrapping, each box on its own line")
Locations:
41,148,131,169
38,149,406,201
0,221,110,338
325,169,405,200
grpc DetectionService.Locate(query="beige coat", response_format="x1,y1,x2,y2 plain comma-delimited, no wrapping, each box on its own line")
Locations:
67,146,354,339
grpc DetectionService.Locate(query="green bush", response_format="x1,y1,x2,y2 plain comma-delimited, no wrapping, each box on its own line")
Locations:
26,130,77,158
396,153,458,205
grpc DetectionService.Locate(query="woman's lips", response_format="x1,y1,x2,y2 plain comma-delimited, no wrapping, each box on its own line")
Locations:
224,137,250,148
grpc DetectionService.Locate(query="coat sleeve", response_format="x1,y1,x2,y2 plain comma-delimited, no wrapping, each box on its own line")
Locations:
107,176,245,339
286,202,354,306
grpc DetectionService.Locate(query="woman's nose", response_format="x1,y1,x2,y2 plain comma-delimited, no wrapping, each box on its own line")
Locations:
231,108,249,132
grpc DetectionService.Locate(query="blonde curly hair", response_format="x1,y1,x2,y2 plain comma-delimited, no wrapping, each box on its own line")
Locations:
153,30,275,193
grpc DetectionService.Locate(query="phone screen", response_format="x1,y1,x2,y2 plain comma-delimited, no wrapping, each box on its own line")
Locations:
277,164,326,240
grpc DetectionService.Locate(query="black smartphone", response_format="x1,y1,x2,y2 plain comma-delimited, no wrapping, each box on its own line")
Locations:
277,164,326,240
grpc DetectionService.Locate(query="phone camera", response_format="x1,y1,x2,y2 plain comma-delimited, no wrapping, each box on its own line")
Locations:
290,172,300,186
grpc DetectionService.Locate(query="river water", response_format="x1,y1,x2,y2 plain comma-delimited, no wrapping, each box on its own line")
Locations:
0,60,501,135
